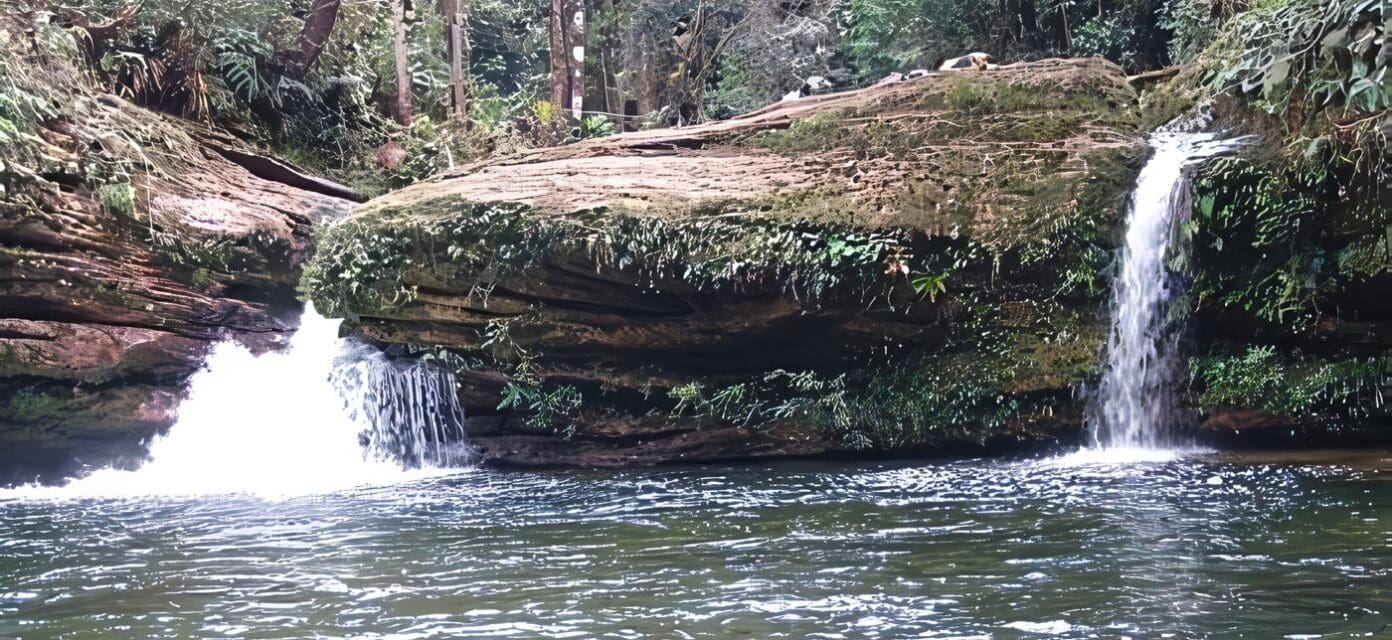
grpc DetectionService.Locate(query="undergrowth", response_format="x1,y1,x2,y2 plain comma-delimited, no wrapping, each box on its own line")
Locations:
1192,346,1391,419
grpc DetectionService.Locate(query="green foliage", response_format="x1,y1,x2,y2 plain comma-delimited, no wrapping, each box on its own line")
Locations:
385,117,479,188
658,297,1100,450
0,86,55,148
753,113,843,154
498,382,584,435
706,54,762,119
1192,346,1392,418
96,181,137,216
0,33,69,184
841,0,999,79
6,391,67,423
212,28,273,104
577,114,617,139
1185,154,1386,330
480,317,584,435
49,0,560,193
1071,14,1139,68
910,270,950,302
1198,0,1385,171
306,200,905,320
1160,0,1250,63
667,364,1019,450
670,380,761,426
300,213,421,318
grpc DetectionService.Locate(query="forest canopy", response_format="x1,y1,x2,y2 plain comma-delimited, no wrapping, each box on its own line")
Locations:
16,0,1385,197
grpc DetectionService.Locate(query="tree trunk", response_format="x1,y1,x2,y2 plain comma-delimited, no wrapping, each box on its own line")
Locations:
286,0,341,78
391,0,413,125
596,0,619,120
565,0,586,121
548,0,568,115
1014,0,1039,45
442,0,469,121
1056,0,1072,51
636,45,659,115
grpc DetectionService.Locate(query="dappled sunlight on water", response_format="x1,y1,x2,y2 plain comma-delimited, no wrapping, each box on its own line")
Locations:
1,453,1388,638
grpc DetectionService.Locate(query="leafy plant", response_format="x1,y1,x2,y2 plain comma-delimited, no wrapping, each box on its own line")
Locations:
212,29,271,103
1193,346,1392,418
577,114,616,139
1071,14,1139,68
911,270,950,302
96,181,137,216
498,382,584,435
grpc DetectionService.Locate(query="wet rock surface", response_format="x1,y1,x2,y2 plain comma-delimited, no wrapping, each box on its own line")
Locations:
0,92,353,481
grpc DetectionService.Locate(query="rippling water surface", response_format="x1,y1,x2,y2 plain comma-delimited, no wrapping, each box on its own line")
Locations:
1,452,1389,639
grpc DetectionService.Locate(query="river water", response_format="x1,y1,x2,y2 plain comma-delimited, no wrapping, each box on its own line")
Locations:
1,452,1387,639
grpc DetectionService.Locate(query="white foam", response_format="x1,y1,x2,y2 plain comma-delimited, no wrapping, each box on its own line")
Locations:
1,306,467,501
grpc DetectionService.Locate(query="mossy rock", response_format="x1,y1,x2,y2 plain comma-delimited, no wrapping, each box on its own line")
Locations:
306,58,1144,461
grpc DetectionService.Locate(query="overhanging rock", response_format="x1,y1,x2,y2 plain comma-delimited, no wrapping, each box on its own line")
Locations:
307,57,1146,465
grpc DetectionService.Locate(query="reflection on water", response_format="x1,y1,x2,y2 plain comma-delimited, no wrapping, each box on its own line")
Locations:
0,451,1388,638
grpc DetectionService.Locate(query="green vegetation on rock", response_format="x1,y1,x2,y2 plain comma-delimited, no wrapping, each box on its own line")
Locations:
305,199,907,318
1192,346,1392,419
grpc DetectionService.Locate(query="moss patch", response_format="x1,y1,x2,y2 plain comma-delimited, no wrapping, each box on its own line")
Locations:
4,390,69,424
753,71,1137,157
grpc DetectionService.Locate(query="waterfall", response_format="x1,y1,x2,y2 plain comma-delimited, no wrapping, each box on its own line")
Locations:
5,305,470,499
332,343,471,468
1091,130,1239,452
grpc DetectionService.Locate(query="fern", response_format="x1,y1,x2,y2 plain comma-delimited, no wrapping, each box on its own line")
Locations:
212,29,271,103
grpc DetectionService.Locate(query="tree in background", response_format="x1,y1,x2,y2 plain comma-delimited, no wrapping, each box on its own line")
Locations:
546,0,585,121
48,0,1245,193
612,0,841,125
841,0,1173,78
708,0,841,117
548,0,567,110
391,0,413,124
564,0,585,120
442,0,471,121
841,0,1008,80
283,0,342,79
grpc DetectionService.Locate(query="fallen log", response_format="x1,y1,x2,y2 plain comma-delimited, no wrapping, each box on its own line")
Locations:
1127,65,1185,85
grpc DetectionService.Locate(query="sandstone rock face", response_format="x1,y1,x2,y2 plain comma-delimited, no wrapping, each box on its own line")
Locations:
1,77,353,481
308,58,1144,466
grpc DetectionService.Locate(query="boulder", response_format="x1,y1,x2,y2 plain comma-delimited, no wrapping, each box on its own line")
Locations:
307,58,1146,465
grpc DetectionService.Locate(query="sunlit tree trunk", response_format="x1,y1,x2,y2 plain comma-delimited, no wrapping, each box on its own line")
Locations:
287,0,341,78
565,0,585,120
1056,0,1072,51
391,0,413,125
548,0,567,114
442,0,469,121
636,45,659,115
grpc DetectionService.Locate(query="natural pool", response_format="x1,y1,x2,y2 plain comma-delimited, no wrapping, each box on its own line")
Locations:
1,451,1388,639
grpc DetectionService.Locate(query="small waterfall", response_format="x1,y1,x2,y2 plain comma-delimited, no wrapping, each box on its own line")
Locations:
1091,130,1239,452
5,305,469,499
332,344,471,468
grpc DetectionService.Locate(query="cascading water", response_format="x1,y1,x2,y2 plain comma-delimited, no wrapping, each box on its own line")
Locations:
332,345,471,468
3,305,470,499
1091,130,1240,453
